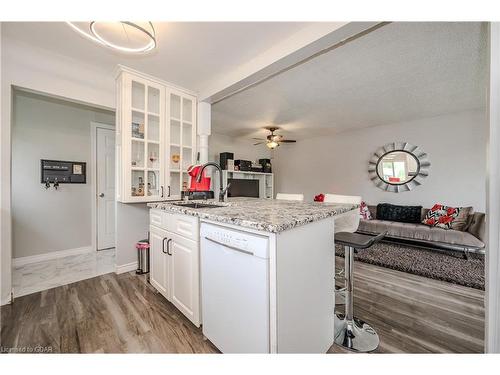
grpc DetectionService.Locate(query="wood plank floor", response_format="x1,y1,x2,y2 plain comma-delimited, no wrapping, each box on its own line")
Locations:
0,272,218,353
1,258,484,353
330,256,485,353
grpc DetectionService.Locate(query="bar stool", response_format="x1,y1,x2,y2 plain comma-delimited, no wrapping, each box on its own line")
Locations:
334,231,386,352
324,194,362,306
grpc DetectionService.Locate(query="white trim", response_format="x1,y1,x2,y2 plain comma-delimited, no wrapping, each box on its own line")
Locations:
115,65,198,97
12,246,93,267
486,22,500,353
90,122,115,252
14,85,114,112
269,232,278,353
0,27,13,307
115,261,138,274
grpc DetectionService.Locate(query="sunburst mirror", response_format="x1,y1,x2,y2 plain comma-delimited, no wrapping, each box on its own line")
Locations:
368,142,431,193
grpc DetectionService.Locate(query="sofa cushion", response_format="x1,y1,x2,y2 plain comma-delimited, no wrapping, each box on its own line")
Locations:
358,219,485,249
359,201,372,220
368,205,377,219
376,203,422,223
468,212,486,242
422,204,461,229
451,206,473,231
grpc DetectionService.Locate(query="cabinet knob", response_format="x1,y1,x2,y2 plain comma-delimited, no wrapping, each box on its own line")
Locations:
99,193,105,198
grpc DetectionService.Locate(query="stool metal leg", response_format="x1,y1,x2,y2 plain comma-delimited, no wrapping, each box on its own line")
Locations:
334,245,379,352
334,268,346,305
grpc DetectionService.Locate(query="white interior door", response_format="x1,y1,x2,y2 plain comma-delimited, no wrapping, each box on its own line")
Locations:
97,127,116,250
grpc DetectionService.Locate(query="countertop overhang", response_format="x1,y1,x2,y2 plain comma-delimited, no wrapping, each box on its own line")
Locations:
148,198,358,233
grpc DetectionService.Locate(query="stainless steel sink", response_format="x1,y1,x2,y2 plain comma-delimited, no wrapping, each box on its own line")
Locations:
172,202,225,209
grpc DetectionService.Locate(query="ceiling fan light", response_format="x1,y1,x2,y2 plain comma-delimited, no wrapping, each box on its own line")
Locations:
269,134,281,142
266,141,279,149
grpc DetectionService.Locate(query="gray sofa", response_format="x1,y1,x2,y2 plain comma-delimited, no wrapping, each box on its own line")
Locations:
357,205,485,258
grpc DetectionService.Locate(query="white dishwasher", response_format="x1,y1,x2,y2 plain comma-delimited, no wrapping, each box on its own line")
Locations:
200,222,270,353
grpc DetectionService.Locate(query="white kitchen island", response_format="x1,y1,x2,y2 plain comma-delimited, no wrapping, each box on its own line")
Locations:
148,198,358,353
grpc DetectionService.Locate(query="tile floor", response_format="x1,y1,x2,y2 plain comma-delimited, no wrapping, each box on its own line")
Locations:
12,249,115,298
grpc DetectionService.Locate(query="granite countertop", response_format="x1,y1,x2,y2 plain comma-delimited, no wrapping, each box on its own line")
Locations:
148,197,358,233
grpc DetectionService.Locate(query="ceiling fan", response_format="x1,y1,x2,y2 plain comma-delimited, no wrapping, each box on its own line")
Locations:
252,127,297,149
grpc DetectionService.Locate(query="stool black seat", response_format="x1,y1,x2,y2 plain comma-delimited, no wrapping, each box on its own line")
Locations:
335,231,386,249
334,231,386,352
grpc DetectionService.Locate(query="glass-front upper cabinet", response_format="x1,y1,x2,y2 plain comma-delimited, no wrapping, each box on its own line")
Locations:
116,67,197,203
116,69,166,203
166,89,197,199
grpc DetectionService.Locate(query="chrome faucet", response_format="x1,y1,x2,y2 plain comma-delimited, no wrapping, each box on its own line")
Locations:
196,162,231,202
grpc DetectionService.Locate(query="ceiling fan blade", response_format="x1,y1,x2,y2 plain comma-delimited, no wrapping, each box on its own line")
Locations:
279,140,297,143
253,142,264,146
252,137,265,141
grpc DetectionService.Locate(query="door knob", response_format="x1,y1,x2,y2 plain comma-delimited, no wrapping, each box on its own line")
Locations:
99,193,105,198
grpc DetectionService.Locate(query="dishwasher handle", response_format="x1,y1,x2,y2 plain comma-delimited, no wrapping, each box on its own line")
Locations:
204,236,254,256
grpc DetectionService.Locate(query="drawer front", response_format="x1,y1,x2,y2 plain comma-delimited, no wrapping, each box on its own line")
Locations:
168,214,199,240
150,209,199,241
150,209,164,228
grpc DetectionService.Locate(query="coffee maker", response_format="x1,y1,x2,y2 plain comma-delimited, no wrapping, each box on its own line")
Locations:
185,165,214,200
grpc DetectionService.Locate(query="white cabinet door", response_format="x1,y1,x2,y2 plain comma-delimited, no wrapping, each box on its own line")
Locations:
149,226,170,299
149,211,200,327
116,68,197,203
116,69,167,203
166,90,197,199
126,75,165,202
168,232,200,327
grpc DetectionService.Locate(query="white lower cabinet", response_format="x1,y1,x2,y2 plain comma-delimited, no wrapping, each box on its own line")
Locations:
170,233,200,325
149,226,170,299
149,209,200,327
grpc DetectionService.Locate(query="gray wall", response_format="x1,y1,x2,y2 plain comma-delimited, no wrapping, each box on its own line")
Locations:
116,202,150,267
273,110,487,211
12,91,114,258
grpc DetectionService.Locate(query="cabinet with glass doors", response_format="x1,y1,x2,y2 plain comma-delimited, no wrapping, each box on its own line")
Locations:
116,67,196,203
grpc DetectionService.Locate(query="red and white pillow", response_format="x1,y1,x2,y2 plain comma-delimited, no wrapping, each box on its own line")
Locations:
422,204,461,229
359,201,372,220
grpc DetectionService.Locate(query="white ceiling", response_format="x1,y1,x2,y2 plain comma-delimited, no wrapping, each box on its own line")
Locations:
212,22,488,141
2,22,313,93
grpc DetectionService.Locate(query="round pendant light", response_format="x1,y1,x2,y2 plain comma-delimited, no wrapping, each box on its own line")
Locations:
66,22,156,53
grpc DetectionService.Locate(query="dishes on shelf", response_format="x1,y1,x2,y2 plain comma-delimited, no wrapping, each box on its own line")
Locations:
132,176,145,197
149,151,158,166
148,170,158,196
132,146,143,167
132,122,145,139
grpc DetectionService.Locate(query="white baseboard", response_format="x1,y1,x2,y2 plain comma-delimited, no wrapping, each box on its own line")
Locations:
115,261,138,274
1,295,12,306
12,246,94,267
